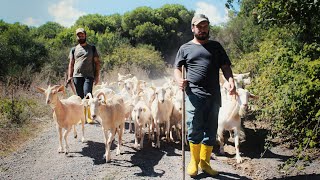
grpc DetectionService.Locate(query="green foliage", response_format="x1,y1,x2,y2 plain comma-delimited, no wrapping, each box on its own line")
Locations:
102,44,166,78
0,97,37,126
121,5,193,58
217,0,263,60
0,22,48,79
122,6,156,33
32,22,65,39
96,31,130,54
75,14,105,33
257,0,320,43
52,28,75,47
244,28,320,150
132,22,165,46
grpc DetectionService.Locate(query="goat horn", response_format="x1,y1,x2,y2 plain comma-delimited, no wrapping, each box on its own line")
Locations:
97,92,107,102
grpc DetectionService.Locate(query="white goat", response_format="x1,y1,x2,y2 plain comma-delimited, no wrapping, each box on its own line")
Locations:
132,100,152,149
151,87,173,148
36,85,86,154
170,89,185,143
86,92,125,163
217,87,257,163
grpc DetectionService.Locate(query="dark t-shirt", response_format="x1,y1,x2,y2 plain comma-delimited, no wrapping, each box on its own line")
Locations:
174,40,231,105
69,44,99,78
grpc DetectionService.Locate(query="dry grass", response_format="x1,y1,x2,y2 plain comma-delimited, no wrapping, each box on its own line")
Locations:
0,118,51,157
0,76,52,157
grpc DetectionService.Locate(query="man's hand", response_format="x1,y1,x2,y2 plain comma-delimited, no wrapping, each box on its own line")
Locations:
228,79,236,95
177,77,187,90
94,76,99,85
66,77,72,87
174,68,187,90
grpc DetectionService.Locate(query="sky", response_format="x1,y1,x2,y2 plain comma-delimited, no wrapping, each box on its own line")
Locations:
0,0,239,27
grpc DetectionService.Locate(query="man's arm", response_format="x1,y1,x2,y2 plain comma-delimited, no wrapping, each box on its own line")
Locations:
221,64,236,95
67,57,75,82
174,67,187,90
93,56,100,85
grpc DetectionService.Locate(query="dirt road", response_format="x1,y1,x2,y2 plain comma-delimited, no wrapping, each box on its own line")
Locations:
0,120,319,180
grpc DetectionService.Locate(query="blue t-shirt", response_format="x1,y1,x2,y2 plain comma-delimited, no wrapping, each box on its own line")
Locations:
174,40,231,105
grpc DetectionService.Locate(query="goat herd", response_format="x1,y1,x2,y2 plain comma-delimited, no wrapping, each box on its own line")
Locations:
36,72,256,164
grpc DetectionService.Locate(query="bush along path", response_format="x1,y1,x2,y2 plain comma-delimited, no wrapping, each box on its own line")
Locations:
0,120,319,180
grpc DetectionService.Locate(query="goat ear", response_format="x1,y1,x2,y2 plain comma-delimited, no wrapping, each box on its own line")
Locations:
249,93,258,99
36,87,45,93
58,85,65,93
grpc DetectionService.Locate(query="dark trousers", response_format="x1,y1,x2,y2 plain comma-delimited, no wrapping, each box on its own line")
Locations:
73,77,94,99
186,92,220,146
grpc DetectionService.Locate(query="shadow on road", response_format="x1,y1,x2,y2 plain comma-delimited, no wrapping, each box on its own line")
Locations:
124,145,166,178
213,120,292,163
194,171,251,180
79,140,109,165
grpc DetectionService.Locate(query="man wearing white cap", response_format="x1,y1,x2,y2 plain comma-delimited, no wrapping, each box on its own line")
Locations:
67,28,100,123
174,14,236,177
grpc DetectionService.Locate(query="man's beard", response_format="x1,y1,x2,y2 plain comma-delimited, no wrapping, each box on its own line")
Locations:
78,38,86,44
194,32,209,41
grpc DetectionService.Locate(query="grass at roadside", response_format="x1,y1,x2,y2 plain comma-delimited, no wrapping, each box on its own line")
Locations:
0,118,51,157
0,80,52,157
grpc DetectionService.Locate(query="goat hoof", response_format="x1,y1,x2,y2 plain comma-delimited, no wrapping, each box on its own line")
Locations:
219,149,225,155
236,157,243,163
74,134,77,139
81,137,86,143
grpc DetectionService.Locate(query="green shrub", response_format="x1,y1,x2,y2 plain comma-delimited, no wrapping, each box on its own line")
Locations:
246,29,320,149
102,44,166,78
0,97,38,127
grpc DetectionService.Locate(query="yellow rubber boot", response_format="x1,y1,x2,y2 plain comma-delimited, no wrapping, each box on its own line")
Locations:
86,107,94,124
187,142,201,177
199,144,218,176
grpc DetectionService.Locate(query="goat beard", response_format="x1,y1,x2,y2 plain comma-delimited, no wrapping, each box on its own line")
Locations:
77,38,86,44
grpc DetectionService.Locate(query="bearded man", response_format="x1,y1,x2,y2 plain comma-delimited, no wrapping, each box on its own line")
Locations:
174,14,236,177
67,28,100,124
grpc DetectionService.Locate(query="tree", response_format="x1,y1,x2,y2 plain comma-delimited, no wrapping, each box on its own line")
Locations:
132,22,165,47
256,0,320,43
121,6,156,34
102,44,166,77
74,14,109,34
96,31,130,54
33,22,65,39
0,22,47,80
